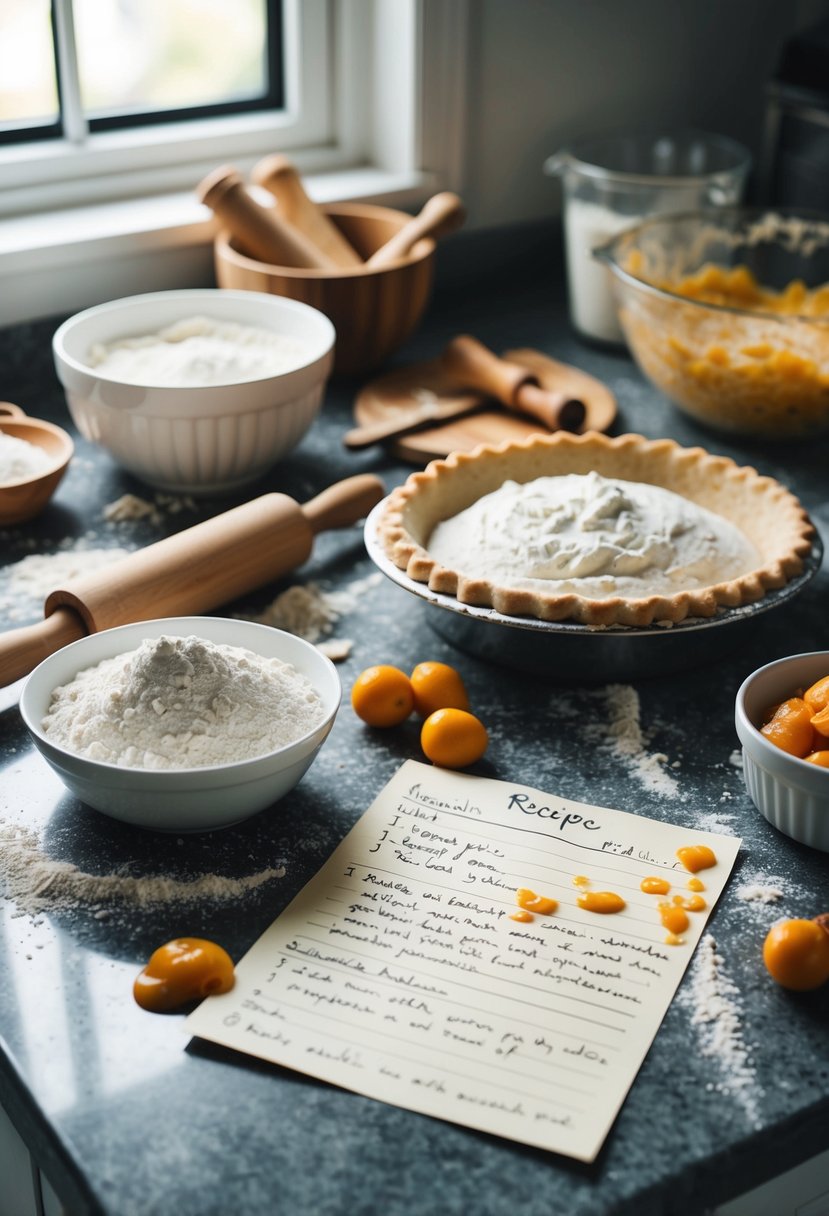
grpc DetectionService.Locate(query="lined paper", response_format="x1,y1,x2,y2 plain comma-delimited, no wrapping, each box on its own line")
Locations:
186,761,740,1161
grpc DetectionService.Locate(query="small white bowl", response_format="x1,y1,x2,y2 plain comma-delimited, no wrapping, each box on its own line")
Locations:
19,617,341,833
52,289,335,495
735,651,829,852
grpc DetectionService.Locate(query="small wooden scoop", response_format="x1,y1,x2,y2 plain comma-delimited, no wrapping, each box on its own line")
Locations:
366,192,465,267
251,154,363,268
197,165,339,270
344,335,586,449
0,474,384,688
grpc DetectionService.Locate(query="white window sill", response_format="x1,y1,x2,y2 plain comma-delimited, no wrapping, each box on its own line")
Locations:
0,166,438,327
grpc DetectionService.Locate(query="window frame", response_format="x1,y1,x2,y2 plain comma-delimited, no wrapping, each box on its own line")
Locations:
0,0,469,327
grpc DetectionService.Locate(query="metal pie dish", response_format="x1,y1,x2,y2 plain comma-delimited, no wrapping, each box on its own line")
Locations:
365,501,823,682
19,617,341,833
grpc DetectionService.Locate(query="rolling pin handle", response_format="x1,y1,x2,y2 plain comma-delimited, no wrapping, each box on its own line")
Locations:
301,474,386,534
0,607,87,688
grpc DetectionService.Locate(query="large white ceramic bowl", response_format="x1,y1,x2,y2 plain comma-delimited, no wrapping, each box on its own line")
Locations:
735,651,829,852
52,289,335,494
19,616,341,833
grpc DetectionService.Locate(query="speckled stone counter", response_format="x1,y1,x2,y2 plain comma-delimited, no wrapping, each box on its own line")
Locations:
1,243,828,1216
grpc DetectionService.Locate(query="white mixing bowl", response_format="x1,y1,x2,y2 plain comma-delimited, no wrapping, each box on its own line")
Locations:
52,289,335,494
19,616,341,833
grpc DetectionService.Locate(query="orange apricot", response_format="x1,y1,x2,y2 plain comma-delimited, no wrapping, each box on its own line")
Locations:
410,661,470,717
762,918,829,991
760,697,815,758
803,675,829,714
421,707,488,769
351,665,414,727
805,751,829,768
134,938,235,1012
810,703,829,739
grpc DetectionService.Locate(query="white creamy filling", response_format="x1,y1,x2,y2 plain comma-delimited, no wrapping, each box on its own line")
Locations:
427,472,759,598
88,316,309,386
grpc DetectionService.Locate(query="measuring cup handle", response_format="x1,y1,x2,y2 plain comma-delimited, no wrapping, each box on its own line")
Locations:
542,151,571,177
0,402,26,419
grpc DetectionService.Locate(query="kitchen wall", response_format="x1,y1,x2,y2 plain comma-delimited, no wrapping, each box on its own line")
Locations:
457,0,829,230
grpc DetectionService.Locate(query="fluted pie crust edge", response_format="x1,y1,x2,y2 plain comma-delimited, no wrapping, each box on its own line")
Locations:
376,432,815,626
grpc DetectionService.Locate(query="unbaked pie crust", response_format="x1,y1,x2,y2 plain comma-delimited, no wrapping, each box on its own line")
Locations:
377,432,815,626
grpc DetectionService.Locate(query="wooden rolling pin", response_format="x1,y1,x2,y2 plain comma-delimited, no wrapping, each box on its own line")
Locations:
251,154,363,268
0,474,384,687
343,336,586,448
366,192,465,267
197,165,338,270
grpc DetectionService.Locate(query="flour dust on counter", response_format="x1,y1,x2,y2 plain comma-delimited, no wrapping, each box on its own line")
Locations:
587,684,681,798
0,818,286,918
240,571,382,658
0,544,132,621
102,491,197,526
187,760,741,1162
676,934,761,1127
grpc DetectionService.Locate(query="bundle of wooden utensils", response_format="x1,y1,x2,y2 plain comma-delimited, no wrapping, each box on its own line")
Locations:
197,156,465,373
197,156,464,272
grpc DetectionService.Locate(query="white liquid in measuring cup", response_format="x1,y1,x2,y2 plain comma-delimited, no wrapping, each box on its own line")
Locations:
563,201,641,344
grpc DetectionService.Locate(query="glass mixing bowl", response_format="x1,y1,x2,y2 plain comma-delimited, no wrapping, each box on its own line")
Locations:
596,208,829,437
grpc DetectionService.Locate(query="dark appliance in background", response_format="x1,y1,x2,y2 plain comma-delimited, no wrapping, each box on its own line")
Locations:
760,18,829,208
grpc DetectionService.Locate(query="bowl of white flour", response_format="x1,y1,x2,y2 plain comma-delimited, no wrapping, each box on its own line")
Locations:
52,289,335,495
19,617,341,832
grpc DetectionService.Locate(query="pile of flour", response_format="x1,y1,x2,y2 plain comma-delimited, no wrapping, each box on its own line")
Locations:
41,634,325,769
0,431,53,484
88,316,309,387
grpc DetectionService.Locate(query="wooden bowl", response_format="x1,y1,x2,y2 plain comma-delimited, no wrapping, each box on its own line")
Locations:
213,202,436,375
0,403,74,525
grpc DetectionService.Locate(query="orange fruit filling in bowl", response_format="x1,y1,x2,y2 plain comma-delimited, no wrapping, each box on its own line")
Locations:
760,673,829,766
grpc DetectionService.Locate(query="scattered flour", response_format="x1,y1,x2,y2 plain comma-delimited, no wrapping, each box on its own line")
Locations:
735,873,789,910
243,572,382,659
677,933,762,1127
694,811,738,836
42,634,325,769
589,684,680,797
0,431,53,483
2,546,132,603
103,492,197,526
729,749,744,769
0,820,284,917
317,638,353,662
737,884,784,905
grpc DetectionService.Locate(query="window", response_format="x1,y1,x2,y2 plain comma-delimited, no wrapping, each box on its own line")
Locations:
0,0,284,146
0,0,468,326
0,0,333,216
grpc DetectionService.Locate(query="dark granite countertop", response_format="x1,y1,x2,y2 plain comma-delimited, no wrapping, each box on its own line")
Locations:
1,243,828,1216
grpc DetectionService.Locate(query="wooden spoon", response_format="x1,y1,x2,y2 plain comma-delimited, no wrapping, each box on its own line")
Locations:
251,154,363,268
365,192,465,267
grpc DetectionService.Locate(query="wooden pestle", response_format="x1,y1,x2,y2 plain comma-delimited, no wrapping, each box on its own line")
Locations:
196,165,338,270
441,335,586,432
251,154,363,268
366,192,466,267
0,474,385,687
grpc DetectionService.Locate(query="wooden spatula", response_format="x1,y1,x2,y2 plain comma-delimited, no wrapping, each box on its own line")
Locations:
343,336,586,449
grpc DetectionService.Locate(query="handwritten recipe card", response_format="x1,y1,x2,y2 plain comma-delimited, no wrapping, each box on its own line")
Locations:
186,761,741,1161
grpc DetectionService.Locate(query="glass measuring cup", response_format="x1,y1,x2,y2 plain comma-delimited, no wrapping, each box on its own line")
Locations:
544,130,751,345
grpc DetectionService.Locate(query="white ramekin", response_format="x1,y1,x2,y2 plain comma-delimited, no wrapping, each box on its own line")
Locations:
735,651,829,852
